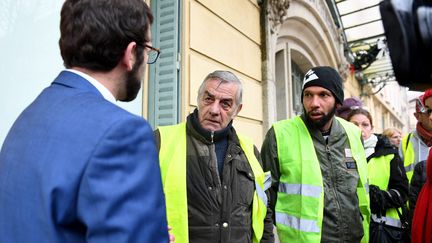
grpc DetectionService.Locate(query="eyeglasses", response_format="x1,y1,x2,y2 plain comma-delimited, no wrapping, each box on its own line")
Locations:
137,43,160,64
415,98,432,116
421,108,432,116
144,44,160,64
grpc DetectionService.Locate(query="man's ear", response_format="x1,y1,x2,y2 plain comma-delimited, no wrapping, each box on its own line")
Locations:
234,103,243,116
122,42,137,71
414,112,420,120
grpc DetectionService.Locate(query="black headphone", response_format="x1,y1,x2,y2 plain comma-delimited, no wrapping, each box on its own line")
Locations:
380,0,432,91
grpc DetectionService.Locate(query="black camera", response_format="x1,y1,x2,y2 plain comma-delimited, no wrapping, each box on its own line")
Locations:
380,0,432,91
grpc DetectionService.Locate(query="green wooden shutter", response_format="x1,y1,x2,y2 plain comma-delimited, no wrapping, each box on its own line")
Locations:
148,0,181,128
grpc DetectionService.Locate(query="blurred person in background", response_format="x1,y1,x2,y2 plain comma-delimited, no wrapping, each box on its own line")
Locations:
407,89,432,228
400,91,432,183
383,128,403,148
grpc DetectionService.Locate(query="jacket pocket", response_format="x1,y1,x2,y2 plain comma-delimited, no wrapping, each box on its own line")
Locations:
235,164,255,206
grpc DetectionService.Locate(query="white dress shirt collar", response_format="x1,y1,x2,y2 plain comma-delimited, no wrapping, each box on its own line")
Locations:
65,69,117,104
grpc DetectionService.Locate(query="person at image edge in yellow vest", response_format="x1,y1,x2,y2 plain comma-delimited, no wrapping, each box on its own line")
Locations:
347,108,408,242
154,70,274,243
261,66,371,243
400,91,432,184
404,89,432,225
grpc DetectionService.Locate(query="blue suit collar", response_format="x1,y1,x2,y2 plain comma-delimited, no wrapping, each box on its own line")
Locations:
52,70,103,98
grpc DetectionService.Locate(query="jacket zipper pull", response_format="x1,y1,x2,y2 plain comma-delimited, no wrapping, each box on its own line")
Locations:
211,131,214,143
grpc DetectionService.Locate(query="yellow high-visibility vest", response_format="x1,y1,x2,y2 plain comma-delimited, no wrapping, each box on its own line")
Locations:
401,134,415,182
158,123,270,243
368,154,404,227
273,116,370,243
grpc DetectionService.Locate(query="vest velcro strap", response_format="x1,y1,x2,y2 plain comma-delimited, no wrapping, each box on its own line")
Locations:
276,212,320,233
278,183,322,198
371,214,403,228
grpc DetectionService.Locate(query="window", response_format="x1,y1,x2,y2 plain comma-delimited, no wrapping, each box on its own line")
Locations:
291,62,304,116
148,0,181,128
275,47,307,120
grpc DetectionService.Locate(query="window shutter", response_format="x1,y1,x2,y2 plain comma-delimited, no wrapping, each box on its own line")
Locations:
148,0,181,128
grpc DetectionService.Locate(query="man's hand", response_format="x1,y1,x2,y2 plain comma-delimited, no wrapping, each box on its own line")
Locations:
168,226,175,243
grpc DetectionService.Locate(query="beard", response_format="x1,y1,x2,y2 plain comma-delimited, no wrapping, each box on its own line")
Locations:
304,106,337,130
120,60,143,102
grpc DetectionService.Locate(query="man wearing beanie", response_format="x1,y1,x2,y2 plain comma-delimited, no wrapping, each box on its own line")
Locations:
261,66,370,242
403,89,432,227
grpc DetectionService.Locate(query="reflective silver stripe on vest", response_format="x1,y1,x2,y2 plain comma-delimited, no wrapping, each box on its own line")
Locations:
405,134,429,173
278,183,322,198
404,135,415,173
263,172,272,191
276,212,320,233
405,164,414,173
371,214,402,228
364,182,369,194
255,181,268,206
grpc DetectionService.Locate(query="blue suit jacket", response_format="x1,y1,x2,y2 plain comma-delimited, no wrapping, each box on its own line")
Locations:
0,71,169,242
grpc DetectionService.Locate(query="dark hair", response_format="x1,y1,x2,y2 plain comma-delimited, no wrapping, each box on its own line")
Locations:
347,108,373,127
59,0,153,71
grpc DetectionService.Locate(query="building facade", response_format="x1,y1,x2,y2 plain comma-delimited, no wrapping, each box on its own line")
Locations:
261,0,350,133
0,0,411,147
148,0,264,143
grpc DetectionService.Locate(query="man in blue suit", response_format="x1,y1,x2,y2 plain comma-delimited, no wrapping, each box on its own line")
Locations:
0,0,170,242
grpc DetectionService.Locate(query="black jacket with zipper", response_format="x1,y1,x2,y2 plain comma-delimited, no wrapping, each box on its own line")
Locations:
154,110,274,243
